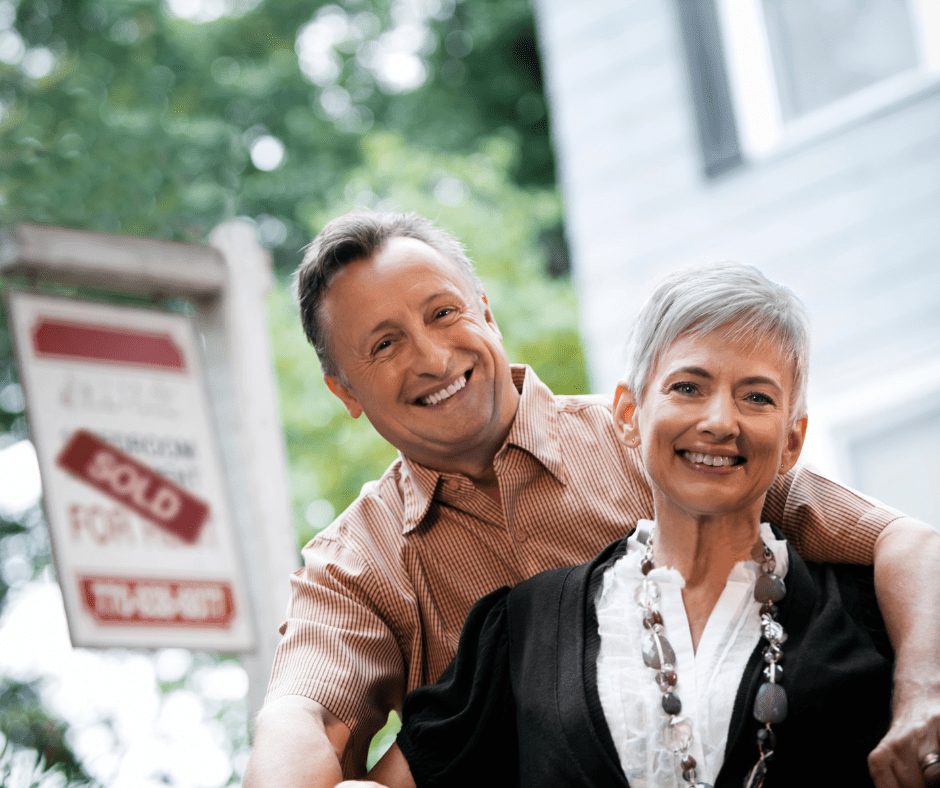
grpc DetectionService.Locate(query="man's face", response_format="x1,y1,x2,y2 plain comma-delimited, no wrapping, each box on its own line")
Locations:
321,236,520,471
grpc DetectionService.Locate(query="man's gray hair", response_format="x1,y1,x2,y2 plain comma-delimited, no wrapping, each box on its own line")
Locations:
622,262,810,424
294,209,484,380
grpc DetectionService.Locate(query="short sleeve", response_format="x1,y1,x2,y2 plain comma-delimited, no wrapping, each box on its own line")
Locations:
762,464,909,564
266,533,410,777
397,586,518,788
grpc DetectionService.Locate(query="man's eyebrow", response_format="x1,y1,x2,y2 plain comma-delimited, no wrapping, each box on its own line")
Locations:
418,289,458,309
362,318,398,340
360,289,460,340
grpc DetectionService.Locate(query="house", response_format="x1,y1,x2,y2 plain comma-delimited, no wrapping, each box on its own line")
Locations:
532,0,940,524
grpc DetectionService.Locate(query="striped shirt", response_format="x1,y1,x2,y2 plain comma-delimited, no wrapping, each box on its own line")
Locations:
266,366,901,777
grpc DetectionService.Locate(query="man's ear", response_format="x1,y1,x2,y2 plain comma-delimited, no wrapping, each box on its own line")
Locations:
481,291,503,342
613,383,641,448
779,415,808,475
325,375,362,419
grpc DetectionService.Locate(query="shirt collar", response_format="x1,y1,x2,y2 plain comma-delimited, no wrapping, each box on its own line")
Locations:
399,364,566,534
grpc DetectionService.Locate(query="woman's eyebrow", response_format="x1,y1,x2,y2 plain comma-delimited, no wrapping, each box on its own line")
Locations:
740,375,784,392
667,365,710,378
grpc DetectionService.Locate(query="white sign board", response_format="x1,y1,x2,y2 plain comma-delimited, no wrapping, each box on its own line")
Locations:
7,291,256,652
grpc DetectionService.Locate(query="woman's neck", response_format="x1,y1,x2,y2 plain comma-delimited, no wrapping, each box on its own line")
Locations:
650,505,765,651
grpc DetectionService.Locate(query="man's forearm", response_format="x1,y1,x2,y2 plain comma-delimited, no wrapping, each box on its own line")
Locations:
244,696,349,788
873,516,940,670
869,517,940,787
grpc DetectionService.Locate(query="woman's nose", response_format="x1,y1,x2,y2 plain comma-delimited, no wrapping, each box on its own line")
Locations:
699,394,739,440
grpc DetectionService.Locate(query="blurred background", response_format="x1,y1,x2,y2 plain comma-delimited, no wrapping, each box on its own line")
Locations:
0,0,937,784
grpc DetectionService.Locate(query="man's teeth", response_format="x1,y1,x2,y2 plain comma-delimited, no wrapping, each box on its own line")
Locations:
420,375,467,406
683,451,739,467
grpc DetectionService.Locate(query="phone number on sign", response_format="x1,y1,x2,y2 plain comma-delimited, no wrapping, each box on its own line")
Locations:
80,576,234,627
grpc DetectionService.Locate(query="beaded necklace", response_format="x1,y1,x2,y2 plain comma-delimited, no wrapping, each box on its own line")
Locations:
633,525,788,788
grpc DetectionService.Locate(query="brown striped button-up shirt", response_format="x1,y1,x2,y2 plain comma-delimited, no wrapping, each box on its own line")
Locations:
267,366,901,776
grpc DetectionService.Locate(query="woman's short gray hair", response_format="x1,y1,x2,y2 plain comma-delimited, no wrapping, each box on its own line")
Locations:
622,262,810,424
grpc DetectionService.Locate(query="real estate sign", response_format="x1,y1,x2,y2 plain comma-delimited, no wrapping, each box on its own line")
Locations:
7,291,255,651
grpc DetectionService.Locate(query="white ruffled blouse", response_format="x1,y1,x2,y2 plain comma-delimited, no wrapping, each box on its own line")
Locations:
595,521,789,787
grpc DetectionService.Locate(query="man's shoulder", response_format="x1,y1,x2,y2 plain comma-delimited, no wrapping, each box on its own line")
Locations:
553,391,613,415
307,459,410,553
550,392,615,437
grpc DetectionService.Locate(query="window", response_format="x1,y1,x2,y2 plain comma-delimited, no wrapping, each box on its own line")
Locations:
848,404,940,526
714,0,940,157
808,362,940,529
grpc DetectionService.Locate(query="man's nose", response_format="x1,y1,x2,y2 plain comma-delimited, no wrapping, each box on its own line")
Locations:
411,329,451,377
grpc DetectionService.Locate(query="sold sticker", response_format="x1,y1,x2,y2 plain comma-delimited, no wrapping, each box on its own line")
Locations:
57,430,209,544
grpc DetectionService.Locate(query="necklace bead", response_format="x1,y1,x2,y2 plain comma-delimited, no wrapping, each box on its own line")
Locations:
664,716,693,753
633,526,788,786
662,692,683,715
754,682,788,724
642,632,676,670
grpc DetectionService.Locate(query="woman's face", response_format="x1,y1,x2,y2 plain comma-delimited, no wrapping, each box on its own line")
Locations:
616,325,806,523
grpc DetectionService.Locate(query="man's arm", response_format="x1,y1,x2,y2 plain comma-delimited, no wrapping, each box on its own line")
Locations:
243,696,350,788
868,518,940,788
763,466,940,785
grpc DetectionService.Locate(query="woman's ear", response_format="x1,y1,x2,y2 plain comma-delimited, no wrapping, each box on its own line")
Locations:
613,383,641,448
779,415,808,475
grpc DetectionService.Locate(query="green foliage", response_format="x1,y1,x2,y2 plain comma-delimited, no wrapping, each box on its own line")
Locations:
0,0,584,781
0,679,98,786
0,0,361,266
0,0,556,273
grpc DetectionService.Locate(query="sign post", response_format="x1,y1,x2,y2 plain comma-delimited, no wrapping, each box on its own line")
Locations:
7,292,255,651
1,222,299,716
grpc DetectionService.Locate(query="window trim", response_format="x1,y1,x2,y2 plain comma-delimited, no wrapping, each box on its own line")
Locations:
714,0,940,160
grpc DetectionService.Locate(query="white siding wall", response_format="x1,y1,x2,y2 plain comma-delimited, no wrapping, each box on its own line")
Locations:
533,0,940,517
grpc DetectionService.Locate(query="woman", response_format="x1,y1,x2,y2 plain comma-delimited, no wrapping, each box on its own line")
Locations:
360,262,893,787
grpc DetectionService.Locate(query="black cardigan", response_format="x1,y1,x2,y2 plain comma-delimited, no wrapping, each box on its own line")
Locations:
398,532,894,788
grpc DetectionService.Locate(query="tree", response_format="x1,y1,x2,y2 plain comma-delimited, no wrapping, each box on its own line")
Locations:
0,0,584,781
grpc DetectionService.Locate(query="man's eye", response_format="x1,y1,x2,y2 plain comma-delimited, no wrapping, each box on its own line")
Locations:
374,339,392,354
435,308,453,319
670,382,697,395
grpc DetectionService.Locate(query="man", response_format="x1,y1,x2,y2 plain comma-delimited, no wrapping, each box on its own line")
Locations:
244,210,940,788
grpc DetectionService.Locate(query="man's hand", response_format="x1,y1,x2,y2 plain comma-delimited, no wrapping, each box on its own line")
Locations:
243,696,350,788
869,674,940,788
870,518,940,788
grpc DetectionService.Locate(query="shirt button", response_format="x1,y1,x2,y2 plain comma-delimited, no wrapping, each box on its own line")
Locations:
515,527,528,543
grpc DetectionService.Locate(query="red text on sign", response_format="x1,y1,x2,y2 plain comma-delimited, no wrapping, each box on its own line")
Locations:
80,575,234,627
86,450,183,522
57,430,209,543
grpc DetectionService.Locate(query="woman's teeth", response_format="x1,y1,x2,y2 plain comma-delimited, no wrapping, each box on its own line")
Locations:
683,451,740,467
420,375,467,406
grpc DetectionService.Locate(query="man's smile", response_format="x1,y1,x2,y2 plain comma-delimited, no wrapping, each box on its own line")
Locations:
416,370,472,406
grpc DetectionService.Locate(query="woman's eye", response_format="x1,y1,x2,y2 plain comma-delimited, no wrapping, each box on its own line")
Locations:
435,308,453,319
747,392,775,405
670,382,697,395
374,339,392,354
